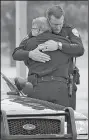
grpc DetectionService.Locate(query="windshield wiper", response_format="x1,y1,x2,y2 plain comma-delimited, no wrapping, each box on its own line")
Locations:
1,73,18,91
1,72,26,96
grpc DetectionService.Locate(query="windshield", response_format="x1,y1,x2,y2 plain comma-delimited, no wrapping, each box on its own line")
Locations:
1,75,17,97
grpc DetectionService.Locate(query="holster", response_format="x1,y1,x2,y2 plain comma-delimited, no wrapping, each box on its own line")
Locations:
73,67,80,85
28,74,38,86
68,74,78,97
68,74,73,97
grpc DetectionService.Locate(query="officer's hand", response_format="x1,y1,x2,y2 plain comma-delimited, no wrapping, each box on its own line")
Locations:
38,40,58,52
29,48,51,63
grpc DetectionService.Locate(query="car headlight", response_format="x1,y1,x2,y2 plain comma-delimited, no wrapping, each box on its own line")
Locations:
75,120,88,135
64,120,88,135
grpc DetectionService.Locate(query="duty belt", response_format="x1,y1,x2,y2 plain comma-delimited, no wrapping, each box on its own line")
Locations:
37,76,68,84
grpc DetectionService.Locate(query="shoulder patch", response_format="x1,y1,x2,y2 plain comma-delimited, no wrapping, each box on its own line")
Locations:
72,28,79,37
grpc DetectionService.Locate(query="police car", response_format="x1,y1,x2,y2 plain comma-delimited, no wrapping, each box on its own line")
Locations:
1,72,88,140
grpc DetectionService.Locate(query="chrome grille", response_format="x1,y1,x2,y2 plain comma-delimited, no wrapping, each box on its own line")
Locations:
8,118,61,135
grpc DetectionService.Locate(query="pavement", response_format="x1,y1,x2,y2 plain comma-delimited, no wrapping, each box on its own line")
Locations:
1,66,88,117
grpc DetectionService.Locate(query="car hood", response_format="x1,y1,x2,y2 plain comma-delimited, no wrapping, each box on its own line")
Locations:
1,95,87,119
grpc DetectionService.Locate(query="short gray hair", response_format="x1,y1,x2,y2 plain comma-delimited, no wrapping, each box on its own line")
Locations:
32,17,51,32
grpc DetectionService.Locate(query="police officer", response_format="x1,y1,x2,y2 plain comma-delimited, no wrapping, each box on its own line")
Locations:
37,5,84,110
12,5,84,109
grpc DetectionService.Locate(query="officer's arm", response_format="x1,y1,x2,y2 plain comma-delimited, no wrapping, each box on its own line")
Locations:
12,32,32,61
59,28,84,57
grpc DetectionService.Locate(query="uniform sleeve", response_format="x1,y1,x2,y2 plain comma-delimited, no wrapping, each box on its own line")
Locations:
12,32,32,61
61,27,85,57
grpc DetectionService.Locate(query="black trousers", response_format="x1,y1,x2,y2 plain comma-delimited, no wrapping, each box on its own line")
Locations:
69,92,76,110
30,80,70,107
69,84,77,110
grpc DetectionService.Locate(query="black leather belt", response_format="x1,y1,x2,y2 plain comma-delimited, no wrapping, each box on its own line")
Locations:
37,76,68,83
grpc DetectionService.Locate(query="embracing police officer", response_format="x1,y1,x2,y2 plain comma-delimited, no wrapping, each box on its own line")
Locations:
12,5,84,109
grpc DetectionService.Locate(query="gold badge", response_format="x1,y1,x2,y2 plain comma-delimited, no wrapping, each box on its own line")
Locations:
72,28,79,37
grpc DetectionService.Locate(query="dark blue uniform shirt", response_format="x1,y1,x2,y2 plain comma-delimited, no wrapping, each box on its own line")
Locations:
12,23,84,76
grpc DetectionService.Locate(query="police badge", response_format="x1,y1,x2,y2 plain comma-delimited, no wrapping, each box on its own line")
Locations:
72,28,80,37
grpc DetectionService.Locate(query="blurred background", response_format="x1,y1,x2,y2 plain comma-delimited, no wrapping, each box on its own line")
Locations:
1,1,88,116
